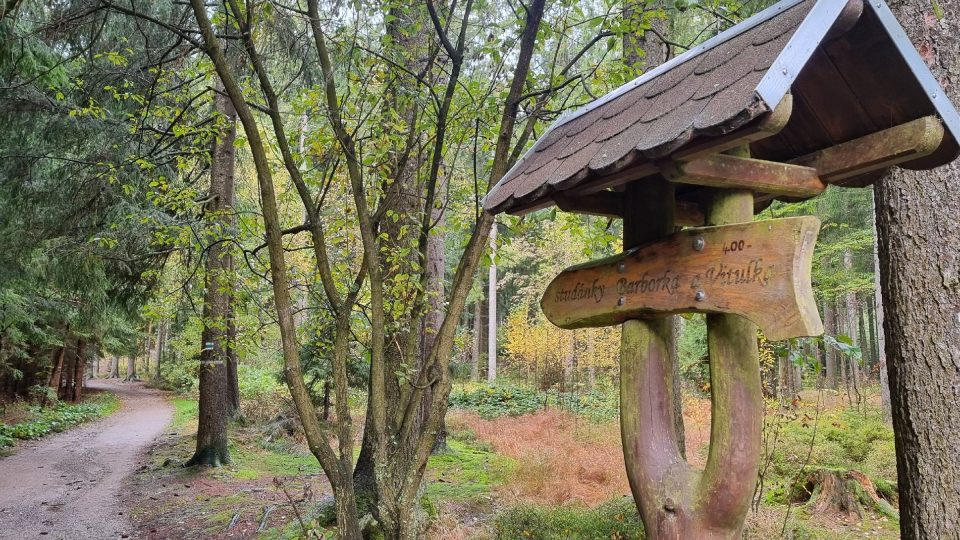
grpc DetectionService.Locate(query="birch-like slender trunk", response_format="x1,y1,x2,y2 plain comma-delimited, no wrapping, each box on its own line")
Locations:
487,221,497,382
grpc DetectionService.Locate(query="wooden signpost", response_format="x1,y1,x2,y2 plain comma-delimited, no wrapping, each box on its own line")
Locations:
541,216,823,341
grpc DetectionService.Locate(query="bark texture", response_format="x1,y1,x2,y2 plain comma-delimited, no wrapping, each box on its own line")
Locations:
187,82,237,468
876,3,960,537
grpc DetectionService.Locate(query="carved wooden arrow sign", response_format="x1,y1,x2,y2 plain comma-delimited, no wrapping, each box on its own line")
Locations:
540,216,823,341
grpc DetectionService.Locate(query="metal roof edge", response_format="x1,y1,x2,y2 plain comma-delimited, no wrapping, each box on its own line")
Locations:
866,0,960,145
756,0,853,107
483,0,808,209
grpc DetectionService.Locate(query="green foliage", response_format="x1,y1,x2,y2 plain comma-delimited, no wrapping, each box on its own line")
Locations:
449,384,546,418
0,392,120,447
493,497,644,540
678,315,709,392
560,389,620,422
449,383,621,421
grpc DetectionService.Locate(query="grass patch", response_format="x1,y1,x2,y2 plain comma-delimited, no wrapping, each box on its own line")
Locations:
171,397,198,430
223,442,321,480
494,497,644,540
0,392,120,448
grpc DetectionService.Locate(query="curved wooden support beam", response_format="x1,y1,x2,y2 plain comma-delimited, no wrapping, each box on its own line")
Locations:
662,154,826,198
789,115,944,184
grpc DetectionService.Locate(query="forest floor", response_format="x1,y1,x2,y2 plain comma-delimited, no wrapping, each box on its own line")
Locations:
125,387,900,539
0,380,172,540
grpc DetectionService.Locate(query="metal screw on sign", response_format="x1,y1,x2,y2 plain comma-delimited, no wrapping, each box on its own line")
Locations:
618,262,627,273
693,237,705,251
695,290,706,302
618,296,626,306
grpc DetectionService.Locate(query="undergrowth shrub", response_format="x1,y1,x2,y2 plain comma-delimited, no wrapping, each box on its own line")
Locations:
449,384,545,418
494,497,644,539
0,392,119,448
449,383,619,421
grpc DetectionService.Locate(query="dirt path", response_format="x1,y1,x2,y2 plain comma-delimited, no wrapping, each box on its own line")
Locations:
0,379,173,540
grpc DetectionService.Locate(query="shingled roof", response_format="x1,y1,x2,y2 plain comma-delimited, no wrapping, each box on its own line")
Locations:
484,0,960,215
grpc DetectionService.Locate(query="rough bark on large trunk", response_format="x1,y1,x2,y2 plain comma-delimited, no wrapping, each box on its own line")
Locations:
188,79,237,468
876,3,960,537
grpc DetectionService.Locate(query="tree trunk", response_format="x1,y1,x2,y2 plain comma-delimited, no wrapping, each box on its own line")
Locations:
470,300,481,381
876,6,960,538
843,249,862,408
871,193,890,420
188,77,237,467
621,176,760,538
71,339,86,402
47,346,65,396
422,164,448,453
858,296,870,368
487,221,497,382
60,338,76,401
621,0,684,460
823,300,837,389
226,304,240,417
126,353,137,381
108,355,119,379
143,321,153,380
153,322,165,382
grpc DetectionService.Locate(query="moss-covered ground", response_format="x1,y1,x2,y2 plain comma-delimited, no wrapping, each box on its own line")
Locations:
128,386,901,539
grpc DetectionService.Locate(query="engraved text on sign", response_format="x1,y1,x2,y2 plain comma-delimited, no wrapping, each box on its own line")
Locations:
540,217,824,341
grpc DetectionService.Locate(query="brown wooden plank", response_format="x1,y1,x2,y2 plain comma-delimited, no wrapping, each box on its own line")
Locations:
675,200,705,227
540,216,824,340
663,154,826,197
789,116,944,183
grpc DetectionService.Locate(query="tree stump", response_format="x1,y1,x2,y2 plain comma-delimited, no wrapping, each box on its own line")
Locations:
791,469,898,522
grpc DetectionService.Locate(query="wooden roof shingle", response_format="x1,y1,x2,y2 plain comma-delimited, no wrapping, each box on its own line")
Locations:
484,0,960,215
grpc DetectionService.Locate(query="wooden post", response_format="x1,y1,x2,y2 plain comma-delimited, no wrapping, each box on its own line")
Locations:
620,147,763,538
620,177,689,530
698,155,762,536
